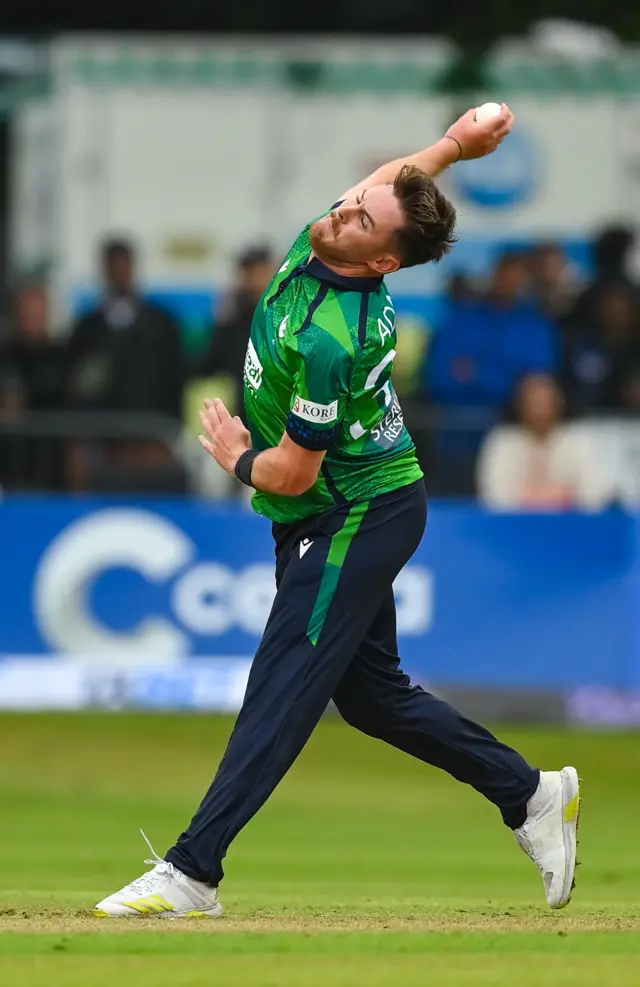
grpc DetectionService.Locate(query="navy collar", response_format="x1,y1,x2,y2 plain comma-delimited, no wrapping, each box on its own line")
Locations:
305,255,383,293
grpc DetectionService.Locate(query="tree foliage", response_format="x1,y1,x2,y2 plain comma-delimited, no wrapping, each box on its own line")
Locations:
2,0,640,47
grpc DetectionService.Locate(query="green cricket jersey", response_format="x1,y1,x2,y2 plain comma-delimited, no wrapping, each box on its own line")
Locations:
244,209,423,524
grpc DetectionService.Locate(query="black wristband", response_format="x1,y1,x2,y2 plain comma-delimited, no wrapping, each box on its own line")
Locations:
234,449,260,488
444,134,463,162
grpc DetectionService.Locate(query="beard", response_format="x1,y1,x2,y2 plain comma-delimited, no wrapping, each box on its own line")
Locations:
310,215,366,267
309,216,336,256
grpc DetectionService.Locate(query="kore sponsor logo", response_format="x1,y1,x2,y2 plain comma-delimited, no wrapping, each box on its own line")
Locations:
292,396,338,424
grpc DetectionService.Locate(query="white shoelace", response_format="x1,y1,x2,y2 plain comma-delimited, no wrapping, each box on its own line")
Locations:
124,829,177,895
123,828,218,909
140,828,166,867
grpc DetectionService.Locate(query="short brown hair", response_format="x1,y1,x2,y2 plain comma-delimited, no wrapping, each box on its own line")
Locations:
392,164,457,269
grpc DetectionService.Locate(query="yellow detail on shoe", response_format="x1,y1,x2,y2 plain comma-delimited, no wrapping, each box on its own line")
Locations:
121,897,166,914
183,910,215,918
93,909,110,918
564,794,580,824
149,894,176,912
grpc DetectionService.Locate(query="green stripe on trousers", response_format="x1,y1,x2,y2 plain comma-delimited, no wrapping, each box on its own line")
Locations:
306,499,370,646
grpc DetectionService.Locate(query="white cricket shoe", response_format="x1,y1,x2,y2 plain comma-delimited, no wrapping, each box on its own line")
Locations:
94,831,223,919
515,766,580,909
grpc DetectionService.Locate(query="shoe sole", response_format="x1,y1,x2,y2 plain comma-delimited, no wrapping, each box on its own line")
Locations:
553,765,581,910
93,904,224,920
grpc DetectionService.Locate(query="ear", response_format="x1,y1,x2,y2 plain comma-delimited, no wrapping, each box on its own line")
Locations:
370,255,401,275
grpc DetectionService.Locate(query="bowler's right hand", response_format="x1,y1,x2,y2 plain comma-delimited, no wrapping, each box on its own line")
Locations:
446,104,514,161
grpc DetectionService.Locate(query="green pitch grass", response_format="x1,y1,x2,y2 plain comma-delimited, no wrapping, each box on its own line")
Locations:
0,714,639,986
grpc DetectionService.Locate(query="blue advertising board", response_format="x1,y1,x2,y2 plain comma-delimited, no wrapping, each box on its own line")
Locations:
0,497,637,708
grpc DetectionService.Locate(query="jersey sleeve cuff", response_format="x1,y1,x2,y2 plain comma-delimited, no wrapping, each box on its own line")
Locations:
286,413,337,451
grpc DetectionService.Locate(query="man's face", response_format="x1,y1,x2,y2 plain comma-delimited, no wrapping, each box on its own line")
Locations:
491,257,529,304
241,259,275,300
598,287,635,343
16,287,48,341
532,246,565,284
309,185,403,274
104,251,134,294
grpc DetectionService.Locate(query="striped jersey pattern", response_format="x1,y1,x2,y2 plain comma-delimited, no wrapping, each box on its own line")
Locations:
243,209,423,524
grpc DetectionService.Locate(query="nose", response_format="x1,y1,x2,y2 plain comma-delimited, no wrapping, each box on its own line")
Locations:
335,203,356,224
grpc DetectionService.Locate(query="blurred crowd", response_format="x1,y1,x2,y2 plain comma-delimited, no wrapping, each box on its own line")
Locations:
409,225,640,508
0,239,274,496
1,225,640,509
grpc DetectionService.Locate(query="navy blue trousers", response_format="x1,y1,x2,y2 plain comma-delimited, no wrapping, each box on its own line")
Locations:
167,480,539,886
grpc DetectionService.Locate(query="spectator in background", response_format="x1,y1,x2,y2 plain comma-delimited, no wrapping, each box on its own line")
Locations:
0,281,66,489
198,245,274,418
603,359,640,506
477,374,612,511
65,237,186,491
446,271,480,305
529,242,581,323
562,283,640,414
419,252,560,496
570,225,638,329
617,360,640,416
424,251,558,410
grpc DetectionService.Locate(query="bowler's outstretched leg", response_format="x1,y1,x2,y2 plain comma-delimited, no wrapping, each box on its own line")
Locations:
333,591,580,908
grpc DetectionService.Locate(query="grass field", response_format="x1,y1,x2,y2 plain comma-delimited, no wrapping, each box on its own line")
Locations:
0,713,639,985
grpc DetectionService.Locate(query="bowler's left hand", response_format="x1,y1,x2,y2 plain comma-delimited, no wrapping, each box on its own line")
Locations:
199,398,251,474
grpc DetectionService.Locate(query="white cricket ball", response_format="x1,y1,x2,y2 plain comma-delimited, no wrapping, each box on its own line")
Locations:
475,102,502,123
